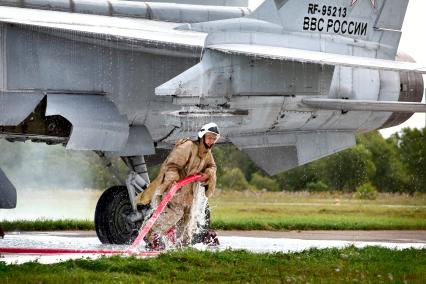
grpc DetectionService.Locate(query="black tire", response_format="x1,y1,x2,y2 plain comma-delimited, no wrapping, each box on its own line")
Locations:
95,186,143,244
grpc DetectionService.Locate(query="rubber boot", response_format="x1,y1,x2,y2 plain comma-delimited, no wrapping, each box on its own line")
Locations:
146,233,165,251
165,226,177,246
202,229,220,246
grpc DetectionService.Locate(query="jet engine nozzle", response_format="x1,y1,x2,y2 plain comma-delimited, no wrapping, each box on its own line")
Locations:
380,52,424,129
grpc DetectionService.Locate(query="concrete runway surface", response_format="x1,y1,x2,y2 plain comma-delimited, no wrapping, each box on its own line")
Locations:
1,230,425,265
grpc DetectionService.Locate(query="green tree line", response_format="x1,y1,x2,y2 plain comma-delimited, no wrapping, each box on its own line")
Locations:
213,128,426,193
0,127,424,193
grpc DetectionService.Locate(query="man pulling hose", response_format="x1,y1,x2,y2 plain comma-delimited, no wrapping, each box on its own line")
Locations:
135,123,220,250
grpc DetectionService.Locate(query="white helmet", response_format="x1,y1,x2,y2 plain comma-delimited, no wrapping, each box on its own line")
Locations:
198,122,220,139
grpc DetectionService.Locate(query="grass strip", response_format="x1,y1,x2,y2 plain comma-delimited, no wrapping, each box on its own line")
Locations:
2,217,426,232
211,219,426,231
210,211,426,230
2,192,425,231
1,246,425,283
209,191,426,230
1,219,94,231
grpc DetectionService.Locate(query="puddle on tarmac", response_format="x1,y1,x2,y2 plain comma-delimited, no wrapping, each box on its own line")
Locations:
1,232,424,265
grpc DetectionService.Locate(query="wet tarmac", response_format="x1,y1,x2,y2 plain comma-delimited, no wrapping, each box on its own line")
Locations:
1,231,425,265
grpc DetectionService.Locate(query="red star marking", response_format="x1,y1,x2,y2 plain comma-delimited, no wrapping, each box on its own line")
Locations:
351,0,375,8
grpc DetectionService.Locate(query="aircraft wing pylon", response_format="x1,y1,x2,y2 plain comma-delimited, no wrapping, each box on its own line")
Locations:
302,98,426,113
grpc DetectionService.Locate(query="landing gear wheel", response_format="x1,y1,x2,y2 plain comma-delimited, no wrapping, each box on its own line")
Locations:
95,186,143,244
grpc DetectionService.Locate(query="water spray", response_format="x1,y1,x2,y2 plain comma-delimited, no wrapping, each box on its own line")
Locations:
0,175,202,257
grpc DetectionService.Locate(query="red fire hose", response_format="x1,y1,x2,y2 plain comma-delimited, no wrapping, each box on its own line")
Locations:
126,174,202,253
0,175,202,257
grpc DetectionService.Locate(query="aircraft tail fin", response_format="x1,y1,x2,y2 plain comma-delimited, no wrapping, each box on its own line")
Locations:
248,0,409,59
251,0,409,32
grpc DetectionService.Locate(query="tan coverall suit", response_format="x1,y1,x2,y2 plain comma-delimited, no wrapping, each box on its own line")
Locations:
136,138,216,244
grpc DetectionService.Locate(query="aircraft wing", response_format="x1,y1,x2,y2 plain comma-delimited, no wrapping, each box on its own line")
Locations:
0,6,206,55
208,44,426,74
2,6,425,72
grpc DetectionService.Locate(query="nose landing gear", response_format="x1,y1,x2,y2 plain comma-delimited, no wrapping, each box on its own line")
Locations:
95,185,143,244
94,155,150,245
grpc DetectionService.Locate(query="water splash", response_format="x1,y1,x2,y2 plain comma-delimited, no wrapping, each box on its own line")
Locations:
184,183,208,244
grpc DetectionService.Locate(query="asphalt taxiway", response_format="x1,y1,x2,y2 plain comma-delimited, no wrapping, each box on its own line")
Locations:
1,230,425,264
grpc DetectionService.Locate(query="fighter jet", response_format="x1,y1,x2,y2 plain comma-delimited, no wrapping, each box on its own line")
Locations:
0,0,425,244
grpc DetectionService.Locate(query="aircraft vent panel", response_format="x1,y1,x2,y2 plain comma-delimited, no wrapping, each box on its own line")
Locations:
0,92,44,126
296,131,355,165
231,131,355,175
242,146,298,176
46,94,129,152
114,125,155,157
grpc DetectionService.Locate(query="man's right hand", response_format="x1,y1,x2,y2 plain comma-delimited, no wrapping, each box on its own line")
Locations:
198,173,209,182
